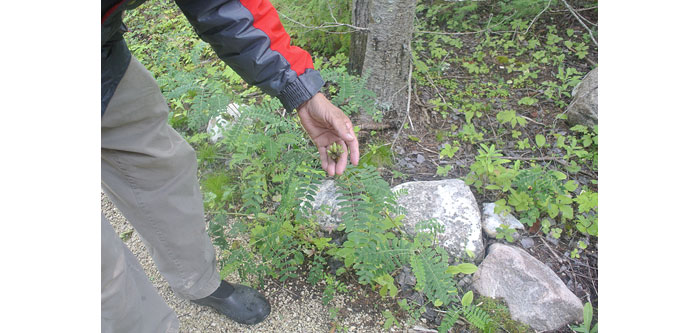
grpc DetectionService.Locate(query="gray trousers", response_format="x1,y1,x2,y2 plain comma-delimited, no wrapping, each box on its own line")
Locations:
101,56,221,332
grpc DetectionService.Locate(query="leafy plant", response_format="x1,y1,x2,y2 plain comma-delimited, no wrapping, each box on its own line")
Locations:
464,144,514,191
202,172,233,210
574,189,598,236
439,141,460,159
411,246,459,307
320,67,382,121
535,134,547,147
461,304,496,333
507,165,572,226
518,96,538,106
495,224,516,242
458,121,485,144
438,291,496,333
570,302,598,333
496,110,527,128
321,273,348,305
436,164,453,177
270,0,351,56
358,143,394,169
382,309,400,330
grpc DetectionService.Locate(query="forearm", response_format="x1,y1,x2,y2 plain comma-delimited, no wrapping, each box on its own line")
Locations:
175,0,324,111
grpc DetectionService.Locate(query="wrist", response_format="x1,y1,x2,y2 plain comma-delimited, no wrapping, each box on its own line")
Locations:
297,93,324,113
278,70,324,112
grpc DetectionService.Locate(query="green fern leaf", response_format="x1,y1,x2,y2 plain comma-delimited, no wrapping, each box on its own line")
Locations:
462,304,495,333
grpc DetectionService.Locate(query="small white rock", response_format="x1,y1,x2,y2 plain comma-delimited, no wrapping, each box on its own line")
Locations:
481,202,525,238
206,102,243,143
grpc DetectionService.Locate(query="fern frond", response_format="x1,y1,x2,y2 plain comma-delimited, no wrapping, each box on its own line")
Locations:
410,246,457,307
462,304,495,333
320,68,382,121
437,308,460,333
208,213,228,249
293,166,325,220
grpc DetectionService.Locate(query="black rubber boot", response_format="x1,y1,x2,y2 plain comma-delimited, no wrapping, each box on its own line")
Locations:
192,280,271,325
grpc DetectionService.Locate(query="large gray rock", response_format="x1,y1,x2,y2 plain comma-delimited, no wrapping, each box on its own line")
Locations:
306,180,343,232
566,67,598,127
473,243,583,331
481,202,525,239
392,179,484,262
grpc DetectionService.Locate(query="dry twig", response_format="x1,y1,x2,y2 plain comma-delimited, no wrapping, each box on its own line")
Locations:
525,0,552,36
539,235,565,263
497,155,597,179
414,12,517,36
498,155,566,163
560,0,598,47
565,44,597,67
277,12,368,34
416,142,440,155
411,326,438,333
551,6,598,13
424,73,458,114
521,115,546,126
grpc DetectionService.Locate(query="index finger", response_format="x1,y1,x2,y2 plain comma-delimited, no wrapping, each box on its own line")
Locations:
335,140,349,175
318,145,331,176
345,122,360,166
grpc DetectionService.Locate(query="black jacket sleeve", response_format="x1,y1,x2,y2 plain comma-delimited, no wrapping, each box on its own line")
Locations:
174,0,324,111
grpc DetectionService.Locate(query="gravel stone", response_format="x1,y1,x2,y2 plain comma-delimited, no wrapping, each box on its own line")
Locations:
520,237,535,249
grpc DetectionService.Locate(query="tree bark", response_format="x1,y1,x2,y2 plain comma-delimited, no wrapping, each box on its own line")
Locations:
352,0,416,129
348,0,370,76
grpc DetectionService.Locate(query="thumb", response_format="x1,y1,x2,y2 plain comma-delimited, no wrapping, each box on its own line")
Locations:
331,115,355,142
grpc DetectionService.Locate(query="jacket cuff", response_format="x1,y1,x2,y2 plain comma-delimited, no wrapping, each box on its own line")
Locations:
278,69,325,112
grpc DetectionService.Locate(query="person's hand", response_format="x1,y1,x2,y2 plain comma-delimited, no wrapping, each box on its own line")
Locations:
297,93,360,176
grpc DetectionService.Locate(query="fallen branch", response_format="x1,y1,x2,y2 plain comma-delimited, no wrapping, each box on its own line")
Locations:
575,10,598,28
564,44,597,67
539,235,565,264
498,156,598,179
414,12,517,36
497,155,597,179
483,112,499,138
521,115,546,126
414,29,487,36
551,5,598,13
498,155,566,163
561,0,597,47
278,12,368,34
424,72,457,113
356,122,393,131
525,0,552,36
416,142,440,155
586,257,598,296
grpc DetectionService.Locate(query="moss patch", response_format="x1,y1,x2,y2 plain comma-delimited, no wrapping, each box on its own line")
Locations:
474,296,533,333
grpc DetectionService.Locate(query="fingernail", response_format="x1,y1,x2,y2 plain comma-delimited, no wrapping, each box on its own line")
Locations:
346,133,355,140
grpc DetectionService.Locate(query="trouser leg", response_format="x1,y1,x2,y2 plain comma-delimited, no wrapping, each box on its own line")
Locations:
102,214,179,333
101,55,220,301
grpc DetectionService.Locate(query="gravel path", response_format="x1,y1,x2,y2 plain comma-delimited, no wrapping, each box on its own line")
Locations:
102,193,395,332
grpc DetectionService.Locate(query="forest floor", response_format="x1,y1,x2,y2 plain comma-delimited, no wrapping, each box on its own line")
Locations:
346,6,599,331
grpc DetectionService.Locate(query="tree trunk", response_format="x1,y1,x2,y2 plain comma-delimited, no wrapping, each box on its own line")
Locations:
348,0,370,76
356,0,416,129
